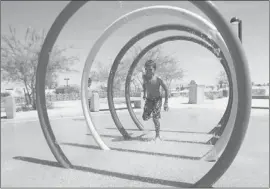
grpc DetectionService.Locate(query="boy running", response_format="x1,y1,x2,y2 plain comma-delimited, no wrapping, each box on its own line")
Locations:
142,60,169,141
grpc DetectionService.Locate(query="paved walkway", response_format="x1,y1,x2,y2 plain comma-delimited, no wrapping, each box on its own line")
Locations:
1,97,269,187
1,97,269,124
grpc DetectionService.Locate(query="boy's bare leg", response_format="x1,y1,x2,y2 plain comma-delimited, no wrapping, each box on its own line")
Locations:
153,118,162,140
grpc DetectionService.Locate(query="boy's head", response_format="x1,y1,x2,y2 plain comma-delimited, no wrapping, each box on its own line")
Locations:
144,60,156,77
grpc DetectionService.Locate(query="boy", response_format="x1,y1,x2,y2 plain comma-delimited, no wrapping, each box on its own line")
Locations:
142,60,169,141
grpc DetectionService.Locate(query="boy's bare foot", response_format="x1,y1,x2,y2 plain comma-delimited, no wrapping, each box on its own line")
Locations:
146,136,162,142
154,136,162,142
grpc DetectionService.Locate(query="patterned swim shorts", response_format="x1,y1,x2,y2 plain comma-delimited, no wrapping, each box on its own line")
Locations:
142,96,162,120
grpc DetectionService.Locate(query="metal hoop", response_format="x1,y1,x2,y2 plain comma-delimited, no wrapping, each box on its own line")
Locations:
81,5,238,150
191,1,251,187
107,23,238,172
36,2,251,187
84,5,240,187
107,23,234,139
123,26,233,139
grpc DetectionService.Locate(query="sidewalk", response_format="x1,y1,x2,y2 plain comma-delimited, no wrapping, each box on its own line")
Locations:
1,97,269,187
1,97,268,123
1,100,128,123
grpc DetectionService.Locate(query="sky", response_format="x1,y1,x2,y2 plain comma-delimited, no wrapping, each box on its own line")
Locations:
1,1,269,89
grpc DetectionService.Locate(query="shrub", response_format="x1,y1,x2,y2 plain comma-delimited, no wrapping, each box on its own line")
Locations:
16,99,53,112
46,100,54,109
179,91,189,97
16,107,22,112
1,92,11,98
16,104,33,112
205,91,223,100
55,85,80,94
205,92,215,100
252,88,266,96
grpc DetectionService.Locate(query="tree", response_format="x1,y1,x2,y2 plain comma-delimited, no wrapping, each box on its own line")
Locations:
155,55,184,91
90,60,132,92
45,72,59,89
216,71,228,89
90,61,111,91
89,45,185,93
1,26,79,109
90,61,110,83
122,46,185,92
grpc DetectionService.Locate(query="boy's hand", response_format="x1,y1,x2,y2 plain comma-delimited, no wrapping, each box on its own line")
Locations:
143,95,146,100
164,102,169,111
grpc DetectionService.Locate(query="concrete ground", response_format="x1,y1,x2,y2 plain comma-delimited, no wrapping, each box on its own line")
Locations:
1,96,269,188
1,96,269,122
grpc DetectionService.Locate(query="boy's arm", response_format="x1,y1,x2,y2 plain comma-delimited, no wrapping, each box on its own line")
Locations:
142,75,146,99
159,78,169,103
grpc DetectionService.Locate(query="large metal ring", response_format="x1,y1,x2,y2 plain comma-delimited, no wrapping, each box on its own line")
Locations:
107,23,238,174
36,2,251,187
123,25,233,139
107,23,234,139
81,6,238,150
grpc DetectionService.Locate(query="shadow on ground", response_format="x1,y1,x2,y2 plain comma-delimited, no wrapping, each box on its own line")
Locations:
86,133,211,145
60,142,201,161
105,127,209,135
13,156,193,188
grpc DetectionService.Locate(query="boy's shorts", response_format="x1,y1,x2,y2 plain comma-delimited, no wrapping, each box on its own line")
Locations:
142,96,162,120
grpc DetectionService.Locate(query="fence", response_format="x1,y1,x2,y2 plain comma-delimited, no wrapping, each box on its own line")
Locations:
14,91,142,105
13,88,269,106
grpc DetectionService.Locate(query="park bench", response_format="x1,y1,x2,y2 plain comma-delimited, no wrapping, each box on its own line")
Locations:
90,93,143,112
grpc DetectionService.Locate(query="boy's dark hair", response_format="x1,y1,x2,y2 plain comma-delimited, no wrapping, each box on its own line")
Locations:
144,60,156,70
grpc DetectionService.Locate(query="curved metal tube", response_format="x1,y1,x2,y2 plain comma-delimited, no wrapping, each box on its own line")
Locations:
191,1,251,187
81,6,238,163
124,33,233,136
107,24,235,139
36,2,250,187
35,1,87,168
107,24,238,164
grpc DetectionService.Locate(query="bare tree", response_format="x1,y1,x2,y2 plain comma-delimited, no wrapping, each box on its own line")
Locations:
122,46,185,92
89,61,122,92
1,26,79,109
90,61,110,82
216,70,228,89
90,46,185,93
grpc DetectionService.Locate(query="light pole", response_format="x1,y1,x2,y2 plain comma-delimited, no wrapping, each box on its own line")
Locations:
208,17,244,143
230,17,242,42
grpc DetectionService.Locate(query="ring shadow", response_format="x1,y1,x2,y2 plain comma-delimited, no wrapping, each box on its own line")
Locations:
105,127,209,135
86,133,211,145
60,142,202,161
13,156,194,188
